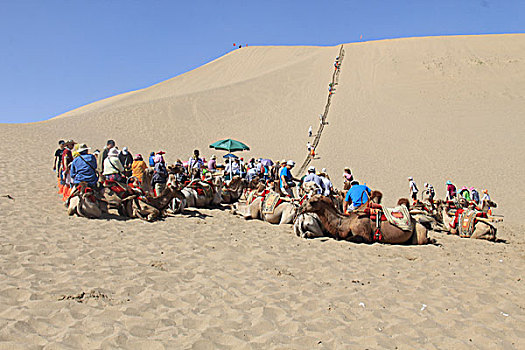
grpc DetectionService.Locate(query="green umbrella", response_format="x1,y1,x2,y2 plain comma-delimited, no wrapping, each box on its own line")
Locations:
209,139,250,152
209,139,250,179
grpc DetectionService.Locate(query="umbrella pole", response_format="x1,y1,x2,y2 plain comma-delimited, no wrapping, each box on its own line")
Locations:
229,152,233,181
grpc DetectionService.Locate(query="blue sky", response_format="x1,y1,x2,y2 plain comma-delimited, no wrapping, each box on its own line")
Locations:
1,0,523,123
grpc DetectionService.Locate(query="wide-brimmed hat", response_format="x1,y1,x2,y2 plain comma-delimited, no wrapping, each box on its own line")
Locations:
134,154,143,160
65,139,76,145
287,160,295,166
77,143,90,153
108,148,120,157
157,151,166,155
308,166,315,172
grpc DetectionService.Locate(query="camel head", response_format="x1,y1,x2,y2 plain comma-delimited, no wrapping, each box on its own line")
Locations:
397,198,411,209
458,198,469,208
256,182,266,192
370,190,383,204
302,194,333,214
167,164,184,174
486,200,497,208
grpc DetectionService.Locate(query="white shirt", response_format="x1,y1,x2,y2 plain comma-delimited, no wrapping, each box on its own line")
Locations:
409,180,418,193
320,176,333,196
103,156,124,175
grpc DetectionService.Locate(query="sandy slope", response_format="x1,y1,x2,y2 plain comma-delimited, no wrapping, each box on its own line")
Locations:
1,34,524,348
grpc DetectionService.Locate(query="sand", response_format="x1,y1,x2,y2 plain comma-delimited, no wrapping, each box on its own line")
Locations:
1,34,524,348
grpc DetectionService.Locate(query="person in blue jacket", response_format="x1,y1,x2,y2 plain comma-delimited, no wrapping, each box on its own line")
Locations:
70,143,98,188
343,180,371,214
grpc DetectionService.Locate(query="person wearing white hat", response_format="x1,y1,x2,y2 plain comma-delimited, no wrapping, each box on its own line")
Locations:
279,160,300,198
70,143,98,187
119,146,134,177
303,166,324,194
103,148,125,183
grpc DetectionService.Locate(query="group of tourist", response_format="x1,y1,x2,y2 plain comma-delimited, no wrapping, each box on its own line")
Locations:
53,138,493,216
408,177,492,211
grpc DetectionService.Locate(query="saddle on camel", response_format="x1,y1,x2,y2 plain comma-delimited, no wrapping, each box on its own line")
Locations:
122,182,185,221
446,198,500,240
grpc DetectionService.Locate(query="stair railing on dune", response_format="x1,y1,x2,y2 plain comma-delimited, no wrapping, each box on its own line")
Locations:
296,45,345,177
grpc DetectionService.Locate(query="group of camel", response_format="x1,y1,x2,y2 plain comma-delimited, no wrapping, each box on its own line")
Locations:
63,169,500,245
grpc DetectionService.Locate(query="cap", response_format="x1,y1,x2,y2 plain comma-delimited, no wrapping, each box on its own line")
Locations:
77,143,90,153
308,166,315,172
108,148,120,157
408,177,413,180
287,160,295,166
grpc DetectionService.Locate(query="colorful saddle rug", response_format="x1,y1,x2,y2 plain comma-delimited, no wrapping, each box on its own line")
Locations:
458,209,483,237
382,205,414,232
262,192,282,214
189,181,214,198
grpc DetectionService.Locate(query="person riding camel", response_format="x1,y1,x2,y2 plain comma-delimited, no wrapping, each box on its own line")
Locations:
343,180,371,214
303,166,325,194
103,148,126,183
279,160,300,198
70,143,98,189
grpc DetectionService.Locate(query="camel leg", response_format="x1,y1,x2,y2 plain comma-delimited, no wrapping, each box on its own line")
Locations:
410,223,431,245
67,196,80,216
470,223,496,241
346,235,368,243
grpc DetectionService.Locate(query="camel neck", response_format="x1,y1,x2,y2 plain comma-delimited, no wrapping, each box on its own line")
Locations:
315,206,348,237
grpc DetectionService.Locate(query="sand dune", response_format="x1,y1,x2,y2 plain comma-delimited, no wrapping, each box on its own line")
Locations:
1,34,524,348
